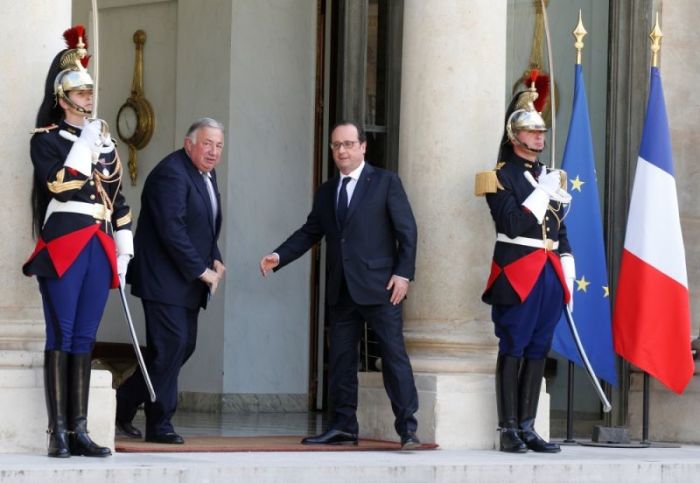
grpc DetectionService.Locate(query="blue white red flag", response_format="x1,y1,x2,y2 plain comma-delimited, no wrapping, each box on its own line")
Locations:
612,66,693,394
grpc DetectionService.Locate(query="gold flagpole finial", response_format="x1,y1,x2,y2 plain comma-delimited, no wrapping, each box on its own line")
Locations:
650,12,663,68
573,10,587,65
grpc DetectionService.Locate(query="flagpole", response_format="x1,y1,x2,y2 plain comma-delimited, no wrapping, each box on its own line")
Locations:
641,13,663,446
563,12,588,445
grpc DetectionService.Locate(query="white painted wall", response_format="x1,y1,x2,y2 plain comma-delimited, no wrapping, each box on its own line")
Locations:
224,0,316,396
2,1,71,323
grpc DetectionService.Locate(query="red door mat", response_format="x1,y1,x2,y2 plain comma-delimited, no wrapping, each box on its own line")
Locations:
116,435,438,453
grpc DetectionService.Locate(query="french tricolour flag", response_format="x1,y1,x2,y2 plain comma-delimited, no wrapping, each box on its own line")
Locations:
612,66,693,394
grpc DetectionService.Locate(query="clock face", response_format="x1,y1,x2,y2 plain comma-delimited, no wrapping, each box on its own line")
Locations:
117,104,138,141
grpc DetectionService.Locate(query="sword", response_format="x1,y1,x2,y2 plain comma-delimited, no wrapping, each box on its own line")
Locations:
118,283,157,402
563,307,612,413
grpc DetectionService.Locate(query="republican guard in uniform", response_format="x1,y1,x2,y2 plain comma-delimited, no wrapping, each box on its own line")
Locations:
476,72,575,453
23,25,133,458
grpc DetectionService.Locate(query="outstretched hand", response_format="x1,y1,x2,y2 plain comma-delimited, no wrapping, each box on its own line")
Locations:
260,253,280,277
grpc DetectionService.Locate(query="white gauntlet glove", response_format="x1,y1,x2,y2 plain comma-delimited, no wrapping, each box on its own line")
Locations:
61,119,115,176
521,170,560,223
115,230,134,288
560,254,576,313
117,254,130,288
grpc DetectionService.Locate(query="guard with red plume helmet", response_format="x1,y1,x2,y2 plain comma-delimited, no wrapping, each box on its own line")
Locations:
475,69,574,454
25,25,133,459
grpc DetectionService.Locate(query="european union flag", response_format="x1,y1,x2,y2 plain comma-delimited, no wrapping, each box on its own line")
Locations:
551,64,617,385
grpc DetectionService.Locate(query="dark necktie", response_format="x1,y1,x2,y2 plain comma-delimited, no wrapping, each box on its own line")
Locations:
336,176,352,227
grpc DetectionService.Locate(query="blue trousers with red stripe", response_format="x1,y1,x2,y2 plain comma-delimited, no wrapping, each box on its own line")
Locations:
38,237,111,354
491,261,565,359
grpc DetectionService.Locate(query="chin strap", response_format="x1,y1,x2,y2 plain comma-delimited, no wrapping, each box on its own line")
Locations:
512,136,545,155
59,95,92,117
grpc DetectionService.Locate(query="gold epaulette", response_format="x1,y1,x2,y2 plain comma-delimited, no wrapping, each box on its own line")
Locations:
29,124,58,134
474,162,505,196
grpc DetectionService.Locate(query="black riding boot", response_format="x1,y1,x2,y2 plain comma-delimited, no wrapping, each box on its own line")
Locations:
518,358,560,453
44,350,70,458
495,354,527,453
68,353,111,457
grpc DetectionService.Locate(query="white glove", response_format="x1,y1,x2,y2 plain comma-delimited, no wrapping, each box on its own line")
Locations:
521,180,550,223
524,170,572,205
62,119,113,176
117,254,130,288
539,170,561,193
75,119,104,154
561,254,576,313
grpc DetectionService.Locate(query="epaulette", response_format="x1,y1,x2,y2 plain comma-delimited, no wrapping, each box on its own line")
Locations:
474,162,505,196
29,124,58,134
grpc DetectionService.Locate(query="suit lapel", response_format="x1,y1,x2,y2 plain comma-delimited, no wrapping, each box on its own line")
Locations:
184,152,216,233
344,163,373,227
211,170,222,235
330,175,342,230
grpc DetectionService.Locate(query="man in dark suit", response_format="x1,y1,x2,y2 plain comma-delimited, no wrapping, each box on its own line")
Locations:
260,121,420,450
115,118,226,444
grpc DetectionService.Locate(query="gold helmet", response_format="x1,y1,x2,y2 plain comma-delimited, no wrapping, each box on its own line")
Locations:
53,25,94,115
506,70,548,144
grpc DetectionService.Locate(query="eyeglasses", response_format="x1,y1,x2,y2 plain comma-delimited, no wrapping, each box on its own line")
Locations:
329,140,360,151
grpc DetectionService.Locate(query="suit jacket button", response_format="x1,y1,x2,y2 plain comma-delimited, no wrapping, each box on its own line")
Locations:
341,238,345,243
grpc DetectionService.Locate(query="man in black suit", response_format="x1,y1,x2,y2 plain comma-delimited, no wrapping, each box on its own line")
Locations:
116,118,226,444
260,121,420,449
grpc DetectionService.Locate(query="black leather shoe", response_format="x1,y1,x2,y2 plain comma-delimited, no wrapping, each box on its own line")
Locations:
520,429,560,453
70,432,112,457
145,432,185,444
301,429,358,445
115,420,142,439
400,432,421,450
48,430,70,458
499,428,528,453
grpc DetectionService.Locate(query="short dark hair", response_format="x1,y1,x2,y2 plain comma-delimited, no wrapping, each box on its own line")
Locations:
331,120,366,143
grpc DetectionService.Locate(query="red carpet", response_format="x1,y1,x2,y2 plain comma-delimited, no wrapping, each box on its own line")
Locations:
116,435,438,453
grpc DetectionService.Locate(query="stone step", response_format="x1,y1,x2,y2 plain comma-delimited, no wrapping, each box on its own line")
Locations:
0,445,697,482
0,350,45,368
0,321,45,340
0,340,45,352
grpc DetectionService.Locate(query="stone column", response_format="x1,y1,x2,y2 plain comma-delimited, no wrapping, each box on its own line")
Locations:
358,0,550,449
0,1,114,453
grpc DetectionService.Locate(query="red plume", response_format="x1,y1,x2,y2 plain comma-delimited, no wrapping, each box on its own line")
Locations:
62,25,91,68
522,69,549,113
527,69,539,86
63,25,88,49
533,74,550,113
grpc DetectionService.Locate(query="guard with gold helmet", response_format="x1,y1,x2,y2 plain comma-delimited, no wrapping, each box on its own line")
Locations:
476,71,576,454
23,25,133,458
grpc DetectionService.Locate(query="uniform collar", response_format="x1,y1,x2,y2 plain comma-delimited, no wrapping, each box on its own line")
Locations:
504,149,540,172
